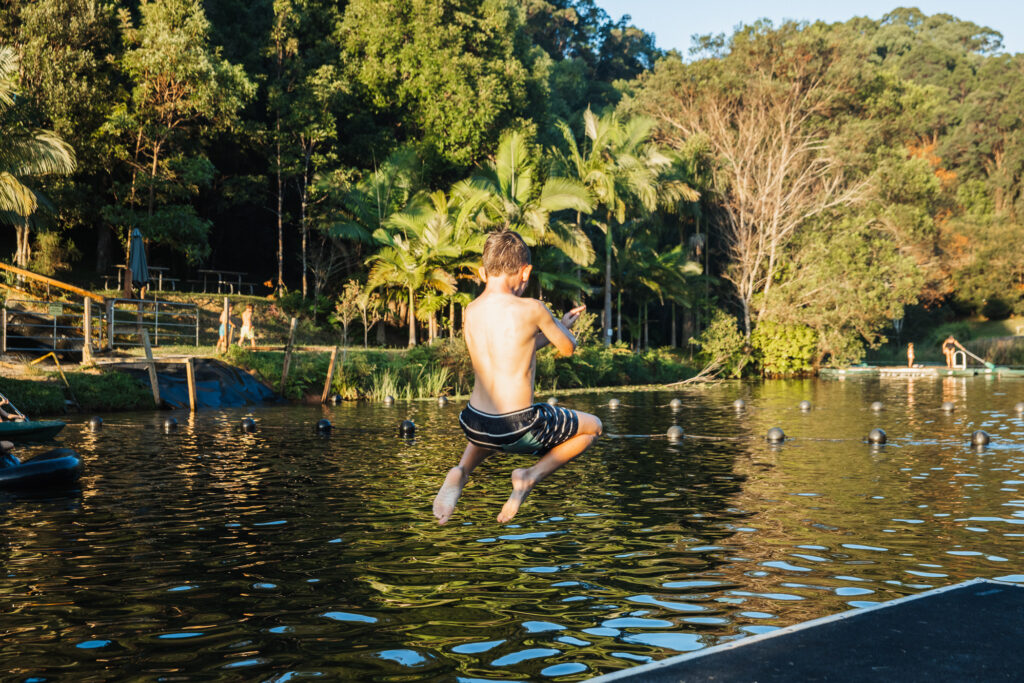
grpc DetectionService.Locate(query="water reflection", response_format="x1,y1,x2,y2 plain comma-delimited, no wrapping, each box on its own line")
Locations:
1,377,1023,680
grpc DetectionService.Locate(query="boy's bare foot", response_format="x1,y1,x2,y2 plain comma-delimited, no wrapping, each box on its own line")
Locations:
497,467,537,524
433,466,467,525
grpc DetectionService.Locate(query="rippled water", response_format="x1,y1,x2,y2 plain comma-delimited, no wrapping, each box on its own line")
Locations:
3,376,1024,681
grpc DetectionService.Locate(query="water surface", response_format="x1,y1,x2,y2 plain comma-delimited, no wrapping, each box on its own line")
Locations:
2,376,1023,680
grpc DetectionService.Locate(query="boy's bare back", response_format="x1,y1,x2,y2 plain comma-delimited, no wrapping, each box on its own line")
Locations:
464,293,575,414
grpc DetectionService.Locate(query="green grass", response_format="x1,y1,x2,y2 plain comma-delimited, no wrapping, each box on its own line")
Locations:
0,370,154,417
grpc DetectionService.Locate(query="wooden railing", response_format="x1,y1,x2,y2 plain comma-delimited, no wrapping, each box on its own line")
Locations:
0,261,104,303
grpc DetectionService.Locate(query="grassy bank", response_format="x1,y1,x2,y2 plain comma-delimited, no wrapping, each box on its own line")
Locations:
226,339,697,401
0,369,154,416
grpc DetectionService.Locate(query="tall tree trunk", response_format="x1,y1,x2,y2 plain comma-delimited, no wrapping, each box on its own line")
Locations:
96,225,113,273
300,152,311,298
671,303,676,347
14,220,30,268
616,290,622,345
407,286,416,347
643,302,649,350
276,116,284,296
603,224,613,347
147,141,161,218
362,311,369,348
449,299,455,338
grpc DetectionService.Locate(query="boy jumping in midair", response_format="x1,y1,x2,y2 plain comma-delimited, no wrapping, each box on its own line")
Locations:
433,230,602,525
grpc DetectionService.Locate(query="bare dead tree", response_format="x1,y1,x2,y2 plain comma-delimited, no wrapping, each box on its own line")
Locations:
635,34,867,335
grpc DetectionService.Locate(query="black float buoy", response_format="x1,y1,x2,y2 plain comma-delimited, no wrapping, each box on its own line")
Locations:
733,399,746,410
163,417,178,432
942,401,955,413
547,397,559,406
871,401,884,412
971,430,991,447
766,427,785,443
669,398,683,410
240,417,257,433
331,394,344,405
437,396,448,407
1015,402,1024,414
867,428,887,444
799,400,812,412
87,416,103,431
666,425,684,441
316,419,332,434
399,419,415,437
383,395,395,406
608,398,621,409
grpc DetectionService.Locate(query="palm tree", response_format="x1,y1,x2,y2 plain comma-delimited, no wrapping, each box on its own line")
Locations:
556,108,699,346
456,129,595,276
367,189,486,346
616,233,702,349
0,47,76,268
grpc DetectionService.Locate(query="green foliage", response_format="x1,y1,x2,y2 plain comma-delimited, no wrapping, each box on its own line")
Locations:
750,320,818,377
64,371,154,411
0,370,152,415
689,310,748,378
0,376,65,415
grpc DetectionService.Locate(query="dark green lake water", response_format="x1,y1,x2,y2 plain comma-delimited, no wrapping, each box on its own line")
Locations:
3,376,1024,681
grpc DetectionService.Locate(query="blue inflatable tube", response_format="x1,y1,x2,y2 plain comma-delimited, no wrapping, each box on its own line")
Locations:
0,448,81,489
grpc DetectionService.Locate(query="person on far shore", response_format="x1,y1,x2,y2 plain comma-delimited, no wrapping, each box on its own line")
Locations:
432,229,602,526
942,335,965,368
237,304,256,349
907,342,915,368
0,398,25,422
217,307,230,353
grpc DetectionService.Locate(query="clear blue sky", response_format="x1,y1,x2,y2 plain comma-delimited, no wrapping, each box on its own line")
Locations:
594,1,1023,55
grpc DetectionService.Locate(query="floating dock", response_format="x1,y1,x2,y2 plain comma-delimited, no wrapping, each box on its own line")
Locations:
586,579,1024,682
821,364,1024,379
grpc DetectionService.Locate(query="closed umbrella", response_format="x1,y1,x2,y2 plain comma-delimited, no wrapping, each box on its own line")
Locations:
129,228,149,287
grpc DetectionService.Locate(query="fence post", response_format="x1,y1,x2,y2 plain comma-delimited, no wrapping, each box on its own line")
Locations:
106,299,115,350
194,304,200,347
321,346,339,404
280,316,297,395
142,328,161,407
154,300,160,346
83,298,93,364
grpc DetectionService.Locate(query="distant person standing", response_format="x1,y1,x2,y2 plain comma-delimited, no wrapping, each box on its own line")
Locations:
217,307,230,353
942,335,965,368
907,342,915,368
238,304,256,349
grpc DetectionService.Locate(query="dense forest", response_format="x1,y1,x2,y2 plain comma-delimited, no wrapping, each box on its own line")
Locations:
2,1,1023,372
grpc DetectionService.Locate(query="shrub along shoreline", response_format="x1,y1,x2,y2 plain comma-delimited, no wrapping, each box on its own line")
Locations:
227,338,698,401
0,341,696,418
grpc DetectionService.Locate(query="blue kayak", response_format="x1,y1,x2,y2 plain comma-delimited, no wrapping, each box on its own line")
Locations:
0,448,81,489
0,420,66,443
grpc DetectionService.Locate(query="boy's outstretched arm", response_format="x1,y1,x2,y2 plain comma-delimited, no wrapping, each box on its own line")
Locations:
535,303,584,356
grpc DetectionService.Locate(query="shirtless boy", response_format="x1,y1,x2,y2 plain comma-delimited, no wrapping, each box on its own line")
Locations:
433,230,602,525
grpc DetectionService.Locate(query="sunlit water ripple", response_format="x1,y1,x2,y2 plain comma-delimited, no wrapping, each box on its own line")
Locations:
2,376,1023,680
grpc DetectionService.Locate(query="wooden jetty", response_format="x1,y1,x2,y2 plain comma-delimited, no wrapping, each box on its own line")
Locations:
586,578,1024,682
821,364,1024,379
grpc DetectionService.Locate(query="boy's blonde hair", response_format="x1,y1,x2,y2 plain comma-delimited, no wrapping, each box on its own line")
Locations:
482,230,530,275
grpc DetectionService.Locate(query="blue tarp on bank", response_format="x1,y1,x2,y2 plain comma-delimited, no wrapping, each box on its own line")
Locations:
122,358,278,409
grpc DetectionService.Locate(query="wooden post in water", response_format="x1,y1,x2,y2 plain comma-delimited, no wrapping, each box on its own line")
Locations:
186,357,198,412
280,316,297,396
321,346,339,404
82,297,93,363
141,328,160,407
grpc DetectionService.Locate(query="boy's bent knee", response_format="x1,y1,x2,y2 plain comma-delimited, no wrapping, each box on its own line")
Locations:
577,412,602,437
